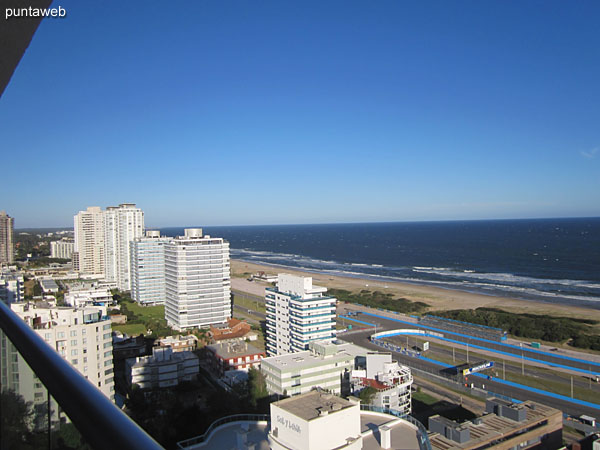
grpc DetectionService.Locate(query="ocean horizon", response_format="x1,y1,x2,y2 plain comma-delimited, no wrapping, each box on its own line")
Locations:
160,217,600,310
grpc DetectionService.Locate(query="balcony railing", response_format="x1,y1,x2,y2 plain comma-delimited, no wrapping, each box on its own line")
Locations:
0,300,162,450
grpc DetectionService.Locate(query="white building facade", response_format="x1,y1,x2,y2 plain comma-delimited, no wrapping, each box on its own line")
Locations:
164,228,231,330
103,203,144,291
1,302,115,426
0,269,24,304
265,274,336,357
50,239,75,259
73,206,105,277
127,347,199,389
129,230,170,305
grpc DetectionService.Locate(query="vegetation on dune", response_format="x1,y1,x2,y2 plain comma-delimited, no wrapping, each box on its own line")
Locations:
433,307,600,350
330,288,429,313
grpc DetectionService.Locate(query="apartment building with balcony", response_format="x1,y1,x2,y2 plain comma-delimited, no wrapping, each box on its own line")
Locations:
350,352,413,416
129,230,170,305
265,273,336,357
164,228,231,331
126,347,199,389
50,238,75,259
0,210,14,265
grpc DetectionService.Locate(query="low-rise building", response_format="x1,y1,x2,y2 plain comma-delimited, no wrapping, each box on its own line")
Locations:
112,334,148,360
209,318,257,343
156,334,198,353
261,341,367,397
39,279,59,294
351,352,413,415
205,340,265,376
127,347,199,389
428,398,563,450
50,239,75,259
64,285,113,307
0,268,24,304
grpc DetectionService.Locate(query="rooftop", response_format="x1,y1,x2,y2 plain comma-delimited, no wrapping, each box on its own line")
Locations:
274,390,355,421
207,340,264,359
261,341,367,371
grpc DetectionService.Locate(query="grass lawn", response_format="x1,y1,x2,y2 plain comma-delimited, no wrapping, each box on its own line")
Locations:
123,299,165,321
112,323,146,336
412,391,439,406
233,293,266,314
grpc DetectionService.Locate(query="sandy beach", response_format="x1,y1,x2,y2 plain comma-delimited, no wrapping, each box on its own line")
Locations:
231,259,600,324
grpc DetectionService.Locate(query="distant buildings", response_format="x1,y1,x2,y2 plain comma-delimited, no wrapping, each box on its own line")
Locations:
1,302,115,426
50,238,75,259
164,228,231,331
265,273,336,356
261,341,364,397
126,347,199,389
73,204,144,290
73,206,105,276
103,204,144,290
0,210,14,265
129,230,170,305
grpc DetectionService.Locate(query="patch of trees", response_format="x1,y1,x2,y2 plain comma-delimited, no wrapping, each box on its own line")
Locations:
433,308,600,350
330,289,429,314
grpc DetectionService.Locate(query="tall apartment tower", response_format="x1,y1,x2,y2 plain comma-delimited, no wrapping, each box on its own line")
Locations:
104,204,144,291
130,230,170,305
0,303,114,428
0,211,14,265
265,274,336,357
164,228,231,331
73,207,105,277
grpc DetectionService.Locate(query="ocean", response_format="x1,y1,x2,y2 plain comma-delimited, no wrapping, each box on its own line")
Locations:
160,218,600,309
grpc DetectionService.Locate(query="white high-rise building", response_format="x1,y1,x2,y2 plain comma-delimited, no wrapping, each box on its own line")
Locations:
50,239,75,259
265,274,336,357
0,268,24,304
164,228,231,331
0,210,14,265
73,207,105,277
130,230,170,305
73,204,144,290
103,204,144,291
0,302,114,428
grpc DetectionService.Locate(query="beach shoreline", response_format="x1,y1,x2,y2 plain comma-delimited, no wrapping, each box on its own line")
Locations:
231,258,600,324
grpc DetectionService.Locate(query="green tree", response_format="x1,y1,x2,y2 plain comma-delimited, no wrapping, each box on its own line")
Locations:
358,387,377,405
0,390,34,449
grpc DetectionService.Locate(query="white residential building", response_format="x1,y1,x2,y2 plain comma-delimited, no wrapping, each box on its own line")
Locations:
50,239,75,259
103,203,144,291
126,347,199,389
265,274,336,356
0,210,14,265
164,228,231,331
351,352,413,415
73,206,105,277
64,285,113,308
130,230,170,305
0,302,115,427
261,341,366,397
0,268,24,304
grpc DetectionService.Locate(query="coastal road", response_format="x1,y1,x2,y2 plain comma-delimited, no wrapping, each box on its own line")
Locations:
338,327,600,417
340,305,600,374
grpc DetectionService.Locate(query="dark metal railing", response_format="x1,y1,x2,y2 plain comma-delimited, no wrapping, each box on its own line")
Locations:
0,300,163,450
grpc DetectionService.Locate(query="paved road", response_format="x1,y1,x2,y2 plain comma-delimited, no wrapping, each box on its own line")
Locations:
343,308,600,374
389,334,600,394
338,322,600,417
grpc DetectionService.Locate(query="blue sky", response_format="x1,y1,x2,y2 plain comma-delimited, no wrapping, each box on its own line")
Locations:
1,1,599,228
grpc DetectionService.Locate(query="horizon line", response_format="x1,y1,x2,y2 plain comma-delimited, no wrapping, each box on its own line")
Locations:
14,215,600,231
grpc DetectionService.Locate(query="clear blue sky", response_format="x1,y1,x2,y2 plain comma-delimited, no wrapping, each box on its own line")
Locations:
1,0,599,228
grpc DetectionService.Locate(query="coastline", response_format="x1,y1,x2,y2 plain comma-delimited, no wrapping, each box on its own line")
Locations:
231,259,600,324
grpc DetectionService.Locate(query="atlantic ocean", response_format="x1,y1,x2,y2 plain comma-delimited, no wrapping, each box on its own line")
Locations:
160,217,600,308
